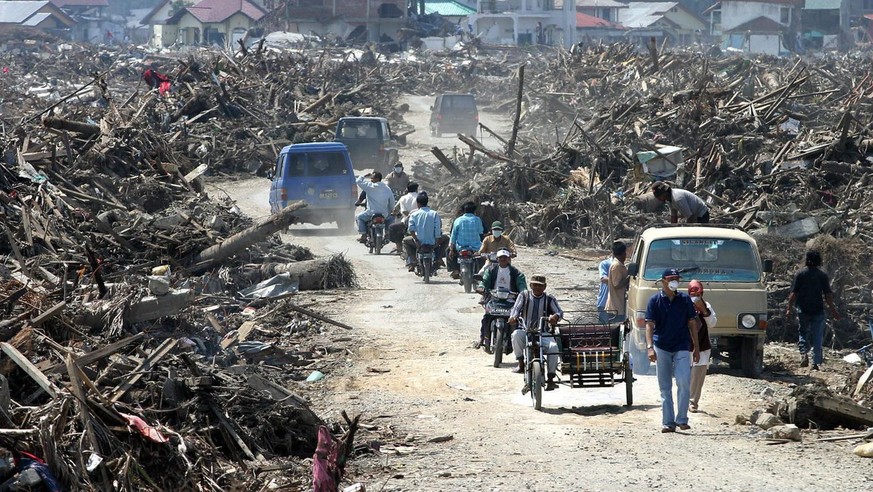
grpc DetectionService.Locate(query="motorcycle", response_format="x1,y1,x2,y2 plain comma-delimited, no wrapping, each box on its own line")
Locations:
458,248,481,293
415,243,436,283
484,288,518,367
366,214,387,254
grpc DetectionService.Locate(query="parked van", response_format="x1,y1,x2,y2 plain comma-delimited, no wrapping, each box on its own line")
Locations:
268,142,357,230
625,225,772,378
334,117,399,174
429,93,478,137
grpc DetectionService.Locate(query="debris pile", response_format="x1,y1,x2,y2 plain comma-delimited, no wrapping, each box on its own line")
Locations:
418,44,873,349
0,43,379,489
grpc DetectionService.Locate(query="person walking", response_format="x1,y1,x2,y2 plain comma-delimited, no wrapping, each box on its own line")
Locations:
651,181,709,224
605,241,630,324
687,280,716,413
645,268,700,433
786,250,840,370
596,252,614,323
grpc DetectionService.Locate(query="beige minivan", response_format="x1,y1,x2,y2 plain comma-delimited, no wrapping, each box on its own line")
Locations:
625,225,772,378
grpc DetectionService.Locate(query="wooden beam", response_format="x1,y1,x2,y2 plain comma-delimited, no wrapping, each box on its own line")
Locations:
29,301,67,327
1,342,59,398
287,304,353,330
109,338,177,403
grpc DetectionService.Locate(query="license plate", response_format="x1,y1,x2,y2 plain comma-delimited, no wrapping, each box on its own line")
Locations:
320,190,338,199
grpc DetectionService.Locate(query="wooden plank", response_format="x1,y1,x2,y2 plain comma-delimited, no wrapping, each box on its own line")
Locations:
184,163,209,182
288,304,353,330
109,338,177,403
65,355,102,453
206,313,227,335
208,401,258,461
1,342,59,398
220,321,257,349
854,365,873,398
815,396,873,427
30,301,67,327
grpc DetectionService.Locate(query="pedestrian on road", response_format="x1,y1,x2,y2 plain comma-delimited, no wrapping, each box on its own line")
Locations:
645,268,700,433
605,241,630,324
687,279,716,413
786,250,840,371
651,181,709,224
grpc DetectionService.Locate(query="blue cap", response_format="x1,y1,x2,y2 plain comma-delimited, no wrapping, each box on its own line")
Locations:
662,268,681,279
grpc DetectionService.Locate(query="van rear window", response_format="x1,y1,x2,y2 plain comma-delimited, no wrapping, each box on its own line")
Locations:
443,96,475,109
286,152,349,177
642,238,761,282
337,121,380,139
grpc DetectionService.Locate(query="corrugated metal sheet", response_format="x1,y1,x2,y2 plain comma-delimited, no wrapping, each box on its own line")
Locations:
618,2,679,28
0,1,49,24
23,12,51,26
424,0,475,16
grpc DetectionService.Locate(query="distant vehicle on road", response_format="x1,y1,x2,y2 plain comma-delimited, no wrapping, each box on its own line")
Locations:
429,93,478,137
268,142,357,230
334,117,400,174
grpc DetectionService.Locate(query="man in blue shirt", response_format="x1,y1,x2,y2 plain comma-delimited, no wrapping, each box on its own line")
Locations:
404,193,448,272
447,201,484,279
645,268,700,433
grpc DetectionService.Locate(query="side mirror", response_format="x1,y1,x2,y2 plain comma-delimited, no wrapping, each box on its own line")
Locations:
627,262,639,277
762,259,773,274
267,170,274,180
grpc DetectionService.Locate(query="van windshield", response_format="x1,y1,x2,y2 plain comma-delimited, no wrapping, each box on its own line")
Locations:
642,238,761,282
286,152,349,177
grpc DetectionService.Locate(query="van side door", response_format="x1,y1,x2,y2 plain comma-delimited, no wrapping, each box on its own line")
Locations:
269,152,285,214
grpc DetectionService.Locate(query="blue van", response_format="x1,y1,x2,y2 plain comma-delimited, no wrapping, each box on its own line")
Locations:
268,142,357,230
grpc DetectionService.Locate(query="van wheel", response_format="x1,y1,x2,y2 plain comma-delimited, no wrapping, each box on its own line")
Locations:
741,338,764,378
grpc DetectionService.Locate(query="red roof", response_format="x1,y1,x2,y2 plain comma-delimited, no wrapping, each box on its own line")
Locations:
50,0,109,7
186,0,266,24
576,12,625,29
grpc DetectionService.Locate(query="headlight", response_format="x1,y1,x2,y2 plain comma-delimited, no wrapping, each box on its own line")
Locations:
740,314,757,329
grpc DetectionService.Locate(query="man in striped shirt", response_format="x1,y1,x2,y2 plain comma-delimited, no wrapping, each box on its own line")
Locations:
508,275,564,391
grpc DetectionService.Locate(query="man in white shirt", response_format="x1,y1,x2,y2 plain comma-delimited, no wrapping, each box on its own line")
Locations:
390,182,421,254
356,172,395,243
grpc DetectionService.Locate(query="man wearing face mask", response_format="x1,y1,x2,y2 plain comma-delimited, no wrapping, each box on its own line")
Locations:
645,269,700,433
478,222,516,265
688,280,716,413
385,162,410,197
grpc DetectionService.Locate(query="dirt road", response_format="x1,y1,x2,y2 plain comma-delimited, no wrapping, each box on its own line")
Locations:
213,97,872,491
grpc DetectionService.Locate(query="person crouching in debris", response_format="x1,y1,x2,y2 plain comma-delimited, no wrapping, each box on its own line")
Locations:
785,250,840,371
687,280,716,413
142,68,172,96
651,181,709,224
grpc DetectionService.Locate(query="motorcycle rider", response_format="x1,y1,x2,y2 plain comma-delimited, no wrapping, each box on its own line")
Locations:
404,193,448,272
476,249,527,350
478,221,516,271
390,182,420,255
448,201,485,279
508,275,563,391
355,172,395,243
385,162,410,196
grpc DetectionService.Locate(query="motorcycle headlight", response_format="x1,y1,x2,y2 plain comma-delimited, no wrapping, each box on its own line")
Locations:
740,314,757,329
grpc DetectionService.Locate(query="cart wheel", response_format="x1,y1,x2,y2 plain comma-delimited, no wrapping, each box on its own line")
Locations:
531,361,544,411
492,322,504,368
624,355,633,407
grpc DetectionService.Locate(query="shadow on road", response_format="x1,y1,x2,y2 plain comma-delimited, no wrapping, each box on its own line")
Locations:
286,226,351,237
543,403,660,416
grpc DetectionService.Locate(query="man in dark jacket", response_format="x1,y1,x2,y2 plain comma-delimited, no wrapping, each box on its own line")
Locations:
475,250,527,351
786,250,840,370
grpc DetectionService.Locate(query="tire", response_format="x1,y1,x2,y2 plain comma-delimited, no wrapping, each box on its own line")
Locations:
422,259,431,284
741,337,764,378
462,269,473,293
629,341,650,376
624,356,633,407
531,361,544,411
493,320,504,368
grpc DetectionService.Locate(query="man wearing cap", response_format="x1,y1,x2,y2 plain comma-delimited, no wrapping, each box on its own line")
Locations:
479,221,517,257
645,268,700,433
509,274,563,391
476,250,527,349
651,181,709,224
